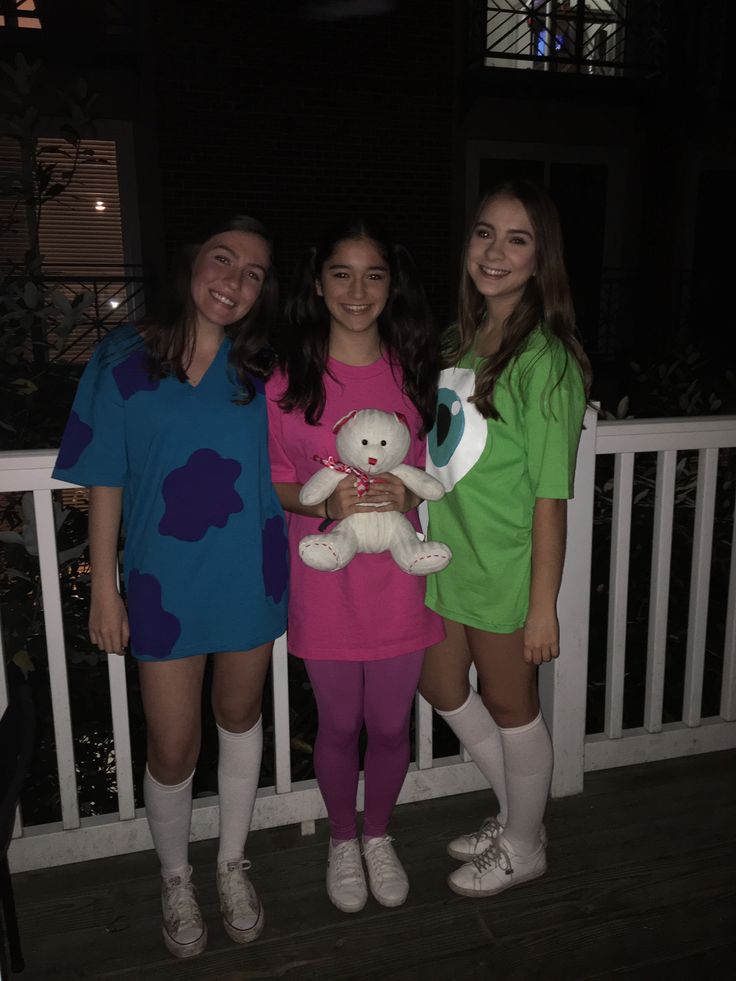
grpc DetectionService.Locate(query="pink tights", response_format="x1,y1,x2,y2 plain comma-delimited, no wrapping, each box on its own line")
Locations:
305,649,424,840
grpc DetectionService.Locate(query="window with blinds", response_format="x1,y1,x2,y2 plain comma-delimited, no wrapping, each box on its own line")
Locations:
0,136,29,262
0,137,125,272
0,136,144,362
37,138,125,275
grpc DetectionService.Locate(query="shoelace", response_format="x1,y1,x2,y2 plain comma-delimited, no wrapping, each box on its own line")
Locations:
332,842,364,883
363,837,399,881
164,874,200,929
473,839,513,876
466,816,502,847
221,858,255,909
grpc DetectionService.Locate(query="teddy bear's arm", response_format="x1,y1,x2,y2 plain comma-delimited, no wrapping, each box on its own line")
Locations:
298,468,346,506
389,464,445,502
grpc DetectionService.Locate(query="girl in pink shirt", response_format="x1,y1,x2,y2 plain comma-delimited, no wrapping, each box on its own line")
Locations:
266,219,443,913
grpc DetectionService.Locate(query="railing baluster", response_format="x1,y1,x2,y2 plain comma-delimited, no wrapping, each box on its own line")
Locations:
0,606,22,840
722,490,736,721
415,495,437,771
415,692,433,770
105,557,136,821
644,450,677,732
107,652,136,821
0,605,8,716
546,405,598,796
33,489,80,829
459,663,480,763
605,452,634,739
271,632,291,794
683,448,719,727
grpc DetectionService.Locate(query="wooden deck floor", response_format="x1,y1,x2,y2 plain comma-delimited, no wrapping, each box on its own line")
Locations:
12,750,736,981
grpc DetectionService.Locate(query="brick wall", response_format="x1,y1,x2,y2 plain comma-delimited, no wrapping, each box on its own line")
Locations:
149,0,455,321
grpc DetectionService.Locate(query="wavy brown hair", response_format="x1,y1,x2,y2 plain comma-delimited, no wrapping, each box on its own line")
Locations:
138,215,278,403
276,219,440,434
448,180,591,419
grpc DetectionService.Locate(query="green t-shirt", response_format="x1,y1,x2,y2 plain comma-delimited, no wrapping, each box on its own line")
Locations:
425,327,585,633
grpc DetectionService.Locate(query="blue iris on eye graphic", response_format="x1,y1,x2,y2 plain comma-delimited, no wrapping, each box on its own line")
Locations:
426,367,488,492
430,388,464,468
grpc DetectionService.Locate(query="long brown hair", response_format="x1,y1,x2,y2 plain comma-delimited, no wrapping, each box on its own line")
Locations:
139,215,278,402
448,180,591,419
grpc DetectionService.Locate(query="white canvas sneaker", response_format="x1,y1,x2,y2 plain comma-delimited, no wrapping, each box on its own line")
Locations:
217,858,264,943
326,839,368,913
363,835,409,908
161,865,207,959
448,834,547,897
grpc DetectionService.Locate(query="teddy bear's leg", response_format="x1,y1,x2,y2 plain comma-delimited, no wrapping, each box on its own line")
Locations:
299,524,360,572
389,519,452,576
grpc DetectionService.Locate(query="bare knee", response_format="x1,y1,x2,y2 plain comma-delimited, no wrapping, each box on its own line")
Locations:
211,647,271,733
481,690,539,729
147,732,200,785
419,677,471,714
418,658,471,712
213,693,262,733
419,622,473,713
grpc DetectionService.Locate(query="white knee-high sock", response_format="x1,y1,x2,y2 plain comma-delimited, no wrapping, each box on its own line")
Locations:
437,690,508,825
499,712,553,856
217,717,263,865
144,766,194,877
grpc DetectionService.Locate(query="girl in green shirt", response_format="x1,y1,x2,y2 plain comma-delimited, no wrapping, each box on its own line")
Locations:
420,180,590,897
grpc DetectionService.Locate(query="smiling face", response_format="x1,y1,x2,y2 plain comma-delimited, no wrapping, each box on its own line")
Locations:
190,229,270,333
317,237,390,345
466,194,537,320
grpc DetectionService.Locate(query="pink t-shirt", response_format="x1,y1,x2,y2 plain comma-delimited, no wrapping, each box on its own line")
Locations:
266,356,444,661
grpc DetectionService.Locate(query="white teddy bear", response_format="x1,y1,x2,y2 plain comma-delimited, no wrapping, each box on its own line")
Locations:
298,408,452,575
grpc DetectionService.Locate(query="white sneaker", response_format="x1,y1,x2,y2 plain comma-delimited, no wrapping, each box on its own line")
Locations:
217,858,264,944
448,834,547,898
161,866,207,959
326,839,368,913
362,835,409,908
447,816,547,861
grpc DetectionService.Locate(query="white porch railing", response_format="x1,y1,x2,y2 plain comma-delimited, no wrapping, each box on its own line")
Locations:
2,409,736,873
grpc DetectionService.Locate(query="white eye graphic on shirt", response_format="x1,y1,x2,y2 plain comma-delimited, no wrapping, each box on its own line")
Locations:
427,366,487,492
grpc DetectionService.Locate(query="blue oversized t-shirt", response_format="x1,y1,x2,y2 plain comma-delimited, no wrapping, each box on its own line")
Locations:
53,325,288,661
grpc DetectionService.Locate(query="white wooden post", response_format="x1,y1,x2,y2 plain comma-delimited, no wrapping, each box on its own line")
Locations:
540,405,598,797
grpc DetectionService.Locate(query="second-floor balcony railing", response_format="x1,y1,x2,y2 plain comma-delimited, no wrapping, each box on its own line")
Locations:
2,409,735,875
473,1,666,78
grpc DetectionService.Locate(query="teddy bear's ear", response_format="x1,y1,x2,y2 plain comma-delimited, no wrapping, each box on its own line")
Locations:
333,410,358,434
394,412,409,430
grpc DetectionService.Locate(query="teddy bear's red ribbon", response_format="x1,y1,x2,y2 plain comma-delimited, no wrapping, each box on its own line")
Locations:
313,455,371,497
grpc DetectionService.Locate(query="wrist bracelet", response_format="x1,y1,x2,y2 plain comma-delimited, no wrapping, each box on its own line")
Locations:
324,498,331,520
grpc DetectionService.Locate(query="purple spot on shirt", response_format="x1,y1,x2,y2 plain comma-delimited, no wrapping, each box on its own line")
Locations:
112,349,160,401
250,374,265,395
159,448,243,542
127,569,181,659
262,514,288,603
56,411,93,469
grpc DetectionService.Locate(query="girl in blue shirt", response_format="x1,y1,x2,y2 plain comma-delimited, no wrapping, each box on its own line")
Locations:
54,216,288,959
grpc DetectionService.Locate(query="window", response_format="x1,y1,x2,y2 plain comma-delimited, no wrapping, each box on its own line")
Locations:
1,135,145,362
0,0,42,30
484,1,638,76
